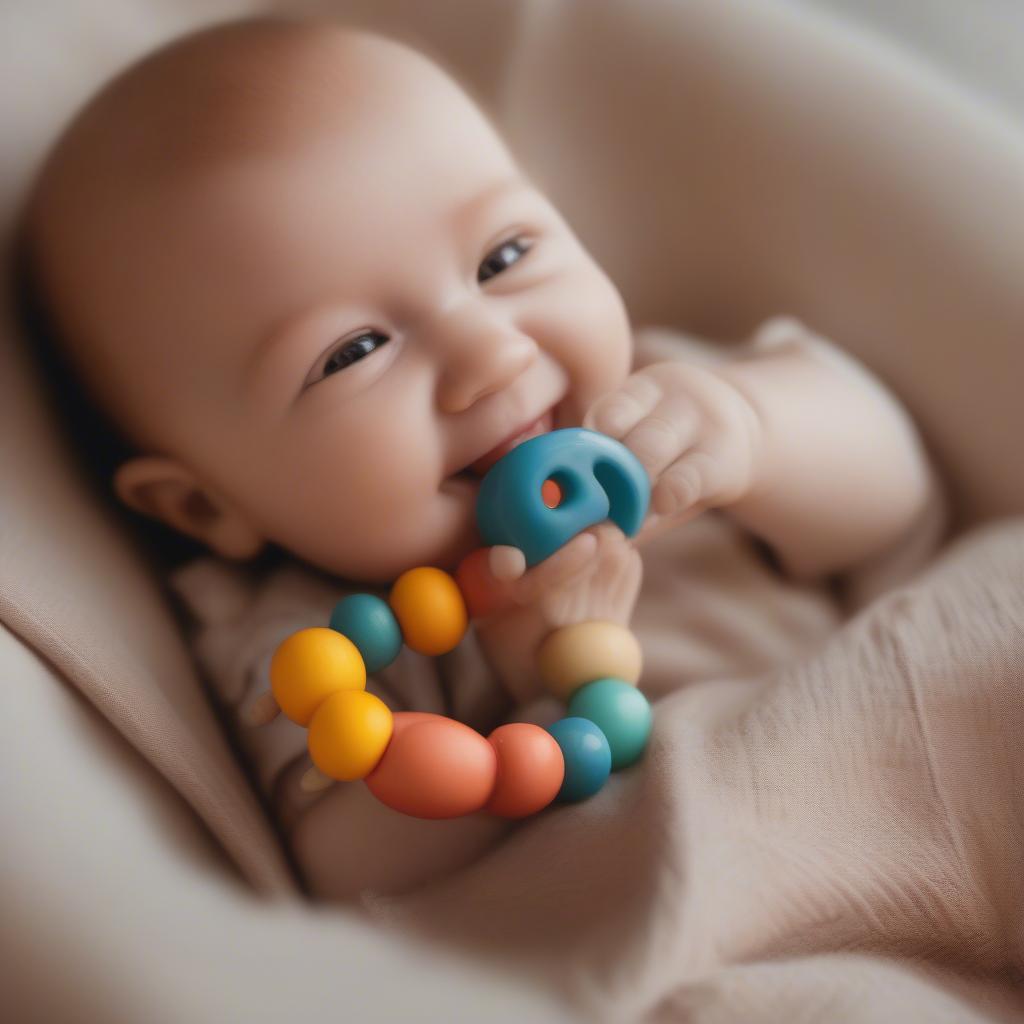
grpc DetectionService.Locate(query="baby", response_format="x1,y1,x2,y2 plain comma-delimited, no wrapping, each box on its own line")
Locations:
23,17,943,900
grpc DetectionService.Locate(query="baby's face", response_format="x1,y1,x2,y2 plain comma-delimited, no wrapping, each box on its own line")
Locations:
38,26,633,582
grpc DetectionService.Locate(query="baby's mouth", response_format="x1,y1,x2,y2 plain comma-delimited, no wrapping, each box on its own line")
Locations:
457,406,557,481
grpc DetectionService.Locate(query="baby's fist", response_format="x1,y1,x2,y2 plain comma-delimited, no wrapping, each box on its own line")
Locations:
584,360,762,542
472,525,643,704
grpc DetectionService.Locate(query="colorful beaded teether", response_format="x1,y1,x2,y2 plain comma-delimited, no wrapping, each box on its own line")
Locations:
269,428,653,820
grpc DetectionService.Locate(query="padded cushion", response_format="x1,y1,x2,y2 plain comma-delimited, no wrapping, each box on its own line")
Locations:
2,0,1024,892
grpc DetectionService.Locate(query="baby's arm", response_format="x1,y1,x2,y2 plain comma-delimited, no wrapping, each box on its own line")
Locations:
593,318,938,582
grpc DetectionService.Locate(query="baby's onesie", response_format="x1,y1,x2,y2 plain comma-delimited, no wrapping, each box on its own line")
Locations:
167,320,946,903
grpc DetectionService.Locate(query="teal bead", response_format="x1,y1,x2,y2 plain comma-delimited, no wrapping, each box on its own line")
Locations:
546,717,611,802
567,678,652,771
328,594,402,673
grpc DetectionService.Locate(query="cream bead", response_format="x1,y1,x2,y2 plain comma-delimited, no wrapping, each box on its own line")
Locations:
536,620,642,702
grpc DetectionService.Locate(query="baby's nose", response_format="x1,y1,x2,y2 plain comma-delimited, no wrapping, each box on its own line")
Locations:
432,304,539,413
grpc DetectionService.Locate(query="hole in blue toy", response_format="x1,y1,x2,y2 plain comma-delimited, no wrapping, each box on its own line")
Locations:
544,470,576,510
541,477,562,508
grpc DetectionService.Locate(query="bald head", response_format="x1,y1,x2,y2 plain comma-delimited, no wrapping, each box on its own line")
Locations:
25,17,499,449
18,15,632,580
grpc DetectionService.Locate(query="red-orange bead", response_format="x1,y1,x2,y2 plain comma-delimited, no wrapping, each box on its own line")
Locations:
485,723,565,818
364,712,497,819
454,547,516,619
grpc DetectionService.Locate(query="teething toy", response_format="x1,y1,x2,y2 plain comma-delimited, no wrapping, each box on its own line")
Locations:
268,427,654,819
476,428,649,566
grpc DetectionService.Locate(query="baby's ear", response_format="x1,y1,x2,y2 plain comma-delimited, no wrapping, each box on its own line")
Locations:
113,455,265,560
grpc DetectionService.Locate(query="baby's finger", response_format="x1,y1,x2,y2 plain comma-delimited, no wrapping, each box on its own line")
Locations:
488,545,527,582
509,530,598,607
582,371,661,438
620,392,701,481
651,448,721,517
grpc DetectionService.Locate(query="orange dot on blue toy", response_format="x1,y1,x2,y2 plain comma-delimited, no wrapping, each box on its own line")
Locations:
546,717,611,802
568,677,651,771
329,594,403,673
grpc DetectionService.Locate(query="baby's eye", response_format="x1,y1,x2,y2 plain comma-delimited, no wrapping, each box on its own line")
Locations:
477,236,531,283
317,329,390,380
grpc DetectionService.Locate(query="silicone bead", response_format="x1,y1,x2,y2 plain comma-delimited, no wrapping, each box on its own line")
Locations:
537,620,643,702
568,678,652,771
454,547,516,620
389,567,468,656
308,689,394,781
476,428,650,567
364,712,497,818
329,593,403,673
546,718,611,802
484,723,565,818
270,627,366,727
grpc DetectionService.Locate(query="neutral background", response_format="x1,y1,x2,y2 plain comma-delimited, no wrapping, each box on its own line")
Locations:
797,0,1024,125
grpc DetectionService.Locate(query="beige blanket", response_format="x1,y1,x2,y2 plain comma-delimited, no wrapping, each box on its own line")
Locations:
361,517,1024,1022
165,341,1024,1023
6,2,1024,1019
172,512,1024,1021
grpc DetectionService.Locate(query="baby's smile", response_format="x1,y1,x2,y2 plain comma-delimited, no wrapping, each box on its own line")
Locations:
464,403,560,478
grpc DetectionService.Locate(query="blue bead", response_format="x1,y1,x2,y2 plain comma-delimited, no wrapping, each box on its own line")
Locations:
546,717,611,802
568,678,652,771
328,594,403,673
476,428,650,568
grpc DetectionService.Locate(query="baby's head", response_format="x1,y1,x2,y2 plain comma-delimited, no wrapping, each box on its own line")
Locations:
25,18,633,584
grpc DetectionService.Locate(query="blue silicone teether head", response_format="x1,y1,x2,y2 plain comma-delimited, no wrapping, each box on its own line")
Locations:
475,428,650,567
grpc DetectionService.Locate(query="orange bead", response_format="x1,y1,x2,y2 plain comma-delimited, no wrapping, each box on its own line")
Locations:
270,627,366,726
454,547,516,619
364,712,497,819
484,723,565,818
389,567,468,655
307,689,393,781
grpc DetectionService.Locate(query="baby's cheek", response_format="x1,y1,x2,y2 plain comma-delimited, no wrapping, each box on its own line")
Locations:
270,445,457,581
567,266,633,408
520,270,627,423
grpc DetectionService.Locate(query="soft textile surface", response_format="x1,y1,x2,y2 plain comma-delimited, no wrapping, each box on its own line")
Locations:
364,517,1024,1022
3,0,1024,1020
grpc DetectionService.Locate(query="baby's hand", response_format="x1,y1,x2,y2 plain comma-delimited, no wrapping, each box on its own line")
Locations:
583,360,762,546
473,524,643,704
485,521,643,630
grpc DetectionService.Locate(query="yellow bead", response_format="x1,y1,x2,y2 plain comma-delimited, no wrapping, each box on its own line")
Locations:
270,627,366,726
308,689,394,781
537,620,643,702
389,566,468,656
